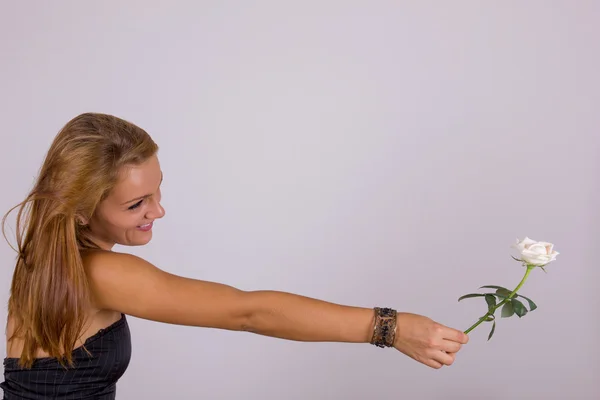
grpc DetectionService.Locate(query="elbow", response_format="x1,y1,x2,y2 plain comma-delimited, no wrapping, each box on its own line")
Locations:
234,290,258,333
239,319,257,333
235,290,272,335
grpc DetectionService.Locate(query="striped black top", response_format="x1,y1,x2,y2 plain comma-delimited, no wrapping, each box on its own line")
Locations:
1,313,131,400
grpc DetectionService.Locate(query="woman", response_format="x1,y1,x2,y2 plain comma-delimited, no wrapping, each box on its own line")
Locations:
1,113,469,399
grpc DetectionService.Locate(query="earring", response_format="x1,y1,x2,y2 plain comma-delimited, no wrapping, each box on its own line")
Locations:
76,217,88,226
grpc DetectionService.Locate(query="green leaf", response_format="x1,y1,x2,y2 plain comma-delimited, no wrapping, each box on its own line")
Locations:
485,294,496,311
517,294,538,311
480,286,514,299
495,288,513,298
458,293,486,301
511,298,528,318
480,285,509,291
501,302,514,318
488,320,496,341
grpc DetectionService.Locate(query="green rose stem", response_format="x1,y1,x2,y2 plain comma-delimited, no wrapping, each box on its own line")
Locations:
464,264,535,334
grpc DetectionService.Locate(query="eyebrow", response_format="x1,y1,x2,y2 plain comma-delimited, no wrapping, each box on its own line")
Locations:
121,172,163,205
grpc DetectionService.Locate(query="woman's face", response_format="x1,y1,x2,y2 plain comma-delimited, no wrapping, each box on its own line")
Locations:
87,154,166,250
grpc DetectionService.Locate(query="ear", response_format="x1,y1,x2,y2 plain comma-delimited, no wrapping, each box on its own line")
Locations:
76,215,89,226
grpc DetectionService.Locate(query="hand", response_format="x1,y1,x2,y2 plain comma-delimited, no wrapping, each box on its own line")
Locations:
393,312,469,369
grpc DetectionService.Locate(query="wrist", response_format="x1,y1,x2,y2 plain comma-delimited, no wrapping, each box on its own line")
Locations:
369,307,398,348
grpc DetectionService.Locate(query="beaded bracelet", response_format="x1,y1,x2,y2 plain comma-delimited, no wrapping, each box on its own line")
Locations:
370,307,397,348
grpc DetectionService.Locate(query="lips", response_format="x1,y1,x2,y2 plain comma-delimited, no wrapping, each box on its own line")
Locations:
137,222,153,231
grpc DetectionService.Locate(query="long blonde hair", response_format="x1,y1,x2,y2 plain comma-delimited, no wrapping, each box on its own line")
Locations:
2,112,158,368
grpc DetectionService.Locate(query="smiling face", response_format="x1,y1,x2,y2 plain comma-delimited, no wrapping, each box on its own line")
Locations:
86,154,166,250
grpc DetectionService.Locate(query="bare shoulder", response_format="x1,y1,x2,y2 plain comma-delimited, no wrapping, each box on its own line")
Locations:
82,250,163,286
81,250,249,330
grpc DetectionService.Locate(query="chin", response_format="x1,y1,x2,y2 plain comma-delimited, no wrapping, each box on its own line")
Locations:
133,237,153,246
131,241,151,247
120,236,153,247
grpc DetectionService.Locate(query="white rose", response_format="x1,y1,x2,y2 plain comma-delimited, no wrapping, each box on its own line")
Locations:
513,237,559,266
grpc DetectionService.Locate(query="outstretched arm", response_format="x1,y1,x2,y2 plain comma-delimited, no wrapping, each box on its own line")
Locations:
83,250,468,369
83,250,372,342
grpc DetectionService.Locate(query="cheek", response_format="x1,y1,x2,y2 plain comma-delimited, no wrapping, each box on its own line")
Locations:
120,213,145,229
101,211,141,232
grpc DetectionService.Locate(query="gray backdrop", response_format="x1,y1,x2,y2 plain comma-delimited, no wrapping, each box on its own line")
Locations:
1,1,598,399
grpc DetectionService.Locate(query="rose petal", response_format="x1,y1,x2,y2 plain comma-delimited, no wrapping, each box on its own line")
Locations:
515,237,537,252
527,243,547,255
536,241,554,253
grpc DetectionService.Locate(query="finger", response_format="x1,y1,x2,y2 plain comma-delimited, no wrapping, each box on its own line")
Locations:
441,340,462,353
443,327,469,344
424,358,444,369
432,350,455,366
446,352,457,365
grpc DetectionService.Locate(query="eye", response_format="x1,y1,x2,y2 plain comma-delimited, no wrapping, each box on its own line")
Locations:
128,200,143,210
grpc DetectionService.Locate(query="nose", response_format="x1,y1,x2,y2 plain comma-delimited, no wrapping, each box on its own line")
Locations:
146,198,166,220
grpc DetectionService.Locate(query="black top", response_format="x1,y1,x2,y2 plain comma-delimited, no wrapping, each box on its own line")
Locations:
1,314,131,400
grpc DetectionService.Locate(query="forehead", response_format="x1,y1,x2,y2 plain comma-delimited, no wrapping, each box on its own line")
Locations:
109,155,162,203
